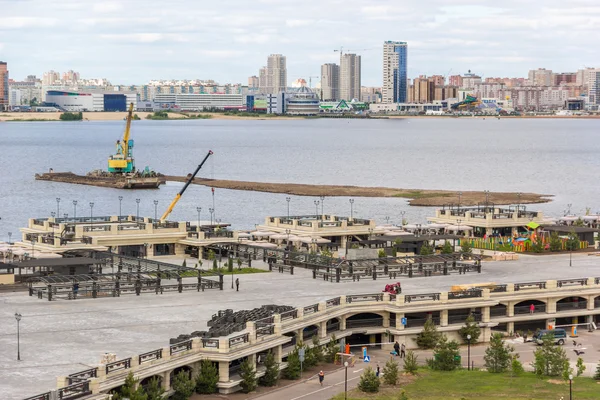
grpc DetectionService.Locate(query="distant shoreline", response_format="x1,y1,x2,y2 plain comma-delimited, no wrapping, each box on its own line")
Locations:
1,111,598,122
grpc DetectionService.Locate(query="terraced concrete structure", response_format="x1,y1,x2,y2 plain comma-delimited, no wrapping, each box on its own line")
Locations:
27,275,600,400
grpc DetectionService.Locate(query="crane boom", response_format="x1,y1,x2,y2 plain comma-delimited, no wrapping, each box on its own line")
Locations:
160,150,213,222
122,102,134,156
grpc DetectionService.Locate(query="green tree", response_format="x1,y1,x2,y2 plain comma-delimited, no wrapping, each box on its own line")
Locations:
303,343,317,369
393,238,403,254
195,360,219,394
441,241,453,254
227,258,234,272
182,258,187,267
460,239,472,256
213,259,218,270
378,249,387,258
239,358,258,393
576,357,586,377
458,314,481,343
311,335,324,364
357,367,380,393
403,350,419,375
415,318,441,349
324,334,339,363
549,232,562,252
207,249,215,261
574,217,585,227
533,334,570,377
382,358,399,385
594,360,600,380
484,333,514,373
566,231,580,251
419,241,434,255
145,377,165,400
172,371,195,400
59,111,83,121
431,335,461,371
113,372,147,400
510,356,524,377
531,236,544,253
283,350,302,380
260,351,280,387
237,257,242,270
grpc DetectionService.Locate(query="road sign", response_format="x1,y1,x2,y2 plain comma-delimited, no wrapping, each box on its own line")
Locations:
364,355,371,363
298,348,305,362
401,317,407,325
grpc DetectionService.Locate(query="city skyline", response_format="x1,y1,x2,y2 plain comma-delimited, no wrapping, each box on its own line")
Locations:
1,0,599,85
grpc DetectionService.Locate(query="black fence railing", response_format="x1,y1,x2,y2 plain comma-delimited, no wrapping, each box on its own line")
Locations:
346,318,383,329
139,349,163,364
106,357,131,374
447,289,482,300
556,302,587,311
514,281,546,291
514,304,546,315
405,293,441,303
67,367,97,385
170,339,193,355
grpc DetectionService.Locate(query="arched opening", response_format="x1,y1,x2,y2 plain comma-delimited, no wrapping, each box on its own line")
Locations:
282,332,296,352
595,295,600,309
229,356,248,379
326,317,340,335
303,324,319,341
139,375,162,391
490,304,507,317
514,319,547,334
346,313,384,329
404,311,440,328
514,300,546,315
556,296,587,312
448,308,482,325
170,365,192,386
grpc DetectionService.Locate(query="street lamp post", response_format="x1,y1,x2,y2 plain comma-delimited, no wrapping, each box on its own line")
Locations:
286,197,291,219
89,202,94,230
8,232,12,244
144,243,149,259
516,192,522,214
15,312,22,361
118,196,123,221
153,200,158,221
569,374,573,400
349,199,354,220
72,200,78,219
56,197,61,218
31,239,36,258
467,334,472,370
209,208,214,226
196,207,202,229
135,198,140,221
50,212,56,238
344,361,349,400
314,201,320,218
319,195,325,217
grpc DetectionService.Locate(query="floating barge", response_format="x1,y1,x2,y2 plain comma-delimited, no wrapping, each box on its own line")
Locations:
35,172,163,189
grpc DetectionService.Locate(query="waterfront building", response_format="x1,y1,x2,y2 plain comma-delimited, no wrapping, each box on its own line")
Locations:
588,69,600,107
9,88,21,107
339,53,361,101
45,90,138,112
382,41,407,103
284,86,320,115
0,61,8,111
266,54,287,95
320,63,339,101
153,93,244,111
360,86,380,103
258,67,268,93
528,68,553,86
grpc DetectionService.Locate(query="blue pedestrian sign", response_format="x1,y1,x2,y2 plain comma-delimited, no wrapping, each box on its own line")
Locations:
364,355,371,363
401,317,407,325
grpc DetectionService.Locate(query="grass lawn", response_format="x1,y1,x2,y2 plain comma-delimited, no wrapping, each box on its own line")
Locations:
178,268,267,277
332,369,600,400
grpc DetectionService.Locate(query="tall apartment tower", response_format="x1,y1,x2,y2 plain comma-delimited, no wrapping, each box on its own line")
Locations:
0,62,8,111
382,41,407,103
528,68,553,86
266,54,287,94
339,54,361,101
320,63,340,101
248,76,259,89
258,67,268,93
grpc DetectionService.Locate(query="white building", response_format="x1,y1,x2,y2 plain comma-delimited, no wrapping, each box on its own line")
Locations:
9,88,21,107
266,54,287,95
340,53,361,101
587,69,600,107
285,87,320,115
320,63,339,101
528,68,553,86
153,93,244,111
45,90,137,111
382,41,408,104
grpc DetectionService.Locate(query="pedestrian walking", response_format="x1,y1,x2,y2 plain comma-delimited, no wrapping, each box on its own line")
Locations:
529,303,535,314
400,343,406,358
235,278,239,292
376,364,380,377
394,341,400,357
318,370,324,386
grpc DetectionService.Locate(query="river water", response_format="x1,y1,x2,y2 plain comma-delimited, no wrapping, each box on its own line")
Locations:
1,117,599,237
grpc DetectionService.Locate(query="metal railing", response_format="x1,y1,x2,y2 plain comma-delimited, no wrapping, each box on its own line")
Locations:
557,278,588,288
490,307,507,317
280,309,298,321
447,289,482,300
326,297,341,308
347,293,383,303
202,338,220,349
405,293,441,303
57,381,91,400
304,304,319,315
448,313,482,324
67,367,97,385
491,285,507,293
117,224,146,231
229,333,250,348
170,339,193,355
346,318,383,328
139,349,163,364
256,324,275,337
105,357,131,374
83,224,111,232
556,302,587,311
404,317,440,328
514,304,546,315
23,393,51,400
514,281,546,291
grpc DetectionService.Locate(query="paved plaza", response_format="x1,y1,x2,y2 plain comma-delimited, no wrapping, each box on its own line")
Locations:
1,253,600,399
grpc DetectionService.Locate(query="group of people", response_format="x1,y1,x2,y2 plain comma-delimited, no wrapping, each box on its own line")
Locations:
394,341,406,358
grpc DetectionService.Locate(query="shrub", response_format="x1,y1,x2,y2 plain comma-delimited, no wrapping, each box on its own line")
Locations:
195,360,219,394
260,351,280,387
403,350,419,374
311,335,324,363
284,350,301,380
576,357,586,377
460,239,472,255
382,359,399,385
533,334,570,377
172,371,195,400
566,231,580,251
484,333,514,373
145,377,165,400
458,314,481,343
531,236,544,253
239,359,257,393
549,232,562,252
594,360,600,380
441,241,453,254
357,367,380,393
419,241,433,255
510,356,524,377
415,318,441,349
431,336,461,371
59,111,83,121
325,335,339,363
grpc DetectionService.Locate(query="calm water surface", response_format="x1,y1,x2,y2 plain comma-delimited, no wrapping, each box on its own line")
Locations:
1,117,599,236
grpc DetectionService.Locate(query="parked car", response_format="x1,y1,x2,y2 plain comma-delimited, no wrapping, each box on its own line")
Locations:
534,329,567,345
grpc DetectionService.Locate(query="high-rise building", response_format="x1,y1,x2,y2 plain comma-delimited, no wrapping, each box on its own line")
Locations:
553,72,576,86
588,69,600,106
382,41,407,103
266,54,287,95
0,61,8,111
462,70,482,88
448,75,463,87
248,76,259,89
320,63,339,101
340,53,361,101
42,70,61,85
528,68,553,86
258,67,268,93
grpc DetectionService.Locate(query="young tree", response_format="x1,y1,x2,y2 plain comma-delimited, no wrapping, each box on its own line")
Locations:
533,334,570,377
324,334,339,363
213,259,218,270
566,231,580,251
237,257,242,270
283,350,302,380
531,236,544,253
460,239,472,256
419,241,433,255
172,371,195,400
576,357,586,377
484,333,514,373
113,372,147,400
357,367,380,393
382,358,400,385
227,258,234,273
182,259,187,267
207,249,215,261
195,360,219,394
303,343,317,369
239,359,258,393
510,356,524,377
441,241,453,254
458,314,481,343
145,377,165,400
378,249,387,258
393,238,403,254
403,350,419,375
415,318,441,349
594,360,600,380
311,335,324,364
260,351,280,387
549,232,562,252
432,336,461,371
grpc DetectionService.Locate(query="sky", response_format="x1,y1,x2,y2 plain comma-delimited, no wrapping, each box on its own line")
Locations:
1,0,599,86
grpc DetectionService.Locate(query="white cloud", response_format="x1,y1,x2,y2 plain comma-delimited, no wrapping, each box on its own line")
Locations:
92,2,123,13
0,16,57,29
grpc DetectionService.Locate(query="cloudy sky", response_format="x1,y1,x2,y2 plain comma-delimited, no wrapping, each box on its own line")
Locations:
1,0,598,85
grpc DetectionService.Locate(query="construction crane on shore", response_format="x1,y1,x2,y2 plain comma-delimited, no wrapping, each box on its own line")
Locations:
107,103,135,174
160,150,213,222
308,76,319,88
333,47,375,57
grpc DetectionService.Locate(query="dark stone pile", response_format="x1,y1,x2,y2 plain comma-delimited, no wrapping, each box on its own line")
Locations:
169,304,294,344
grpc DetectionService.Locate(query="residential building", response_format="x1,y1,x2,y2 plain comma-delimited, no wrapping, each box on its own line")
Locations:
411,76,435,103
553,72,577,86
462,70,482,88
340,53,361,101
42,70,61,85
320,63,339,101
429,75,445,86
9,88,21,107
448,75,463,87
258,67,268,93
360,86,380,103
62,70,80,84
266,54,287,95
589,69,600,107
382,41,407,103
248,76,259,89
0,61,8,111
528,68,553,86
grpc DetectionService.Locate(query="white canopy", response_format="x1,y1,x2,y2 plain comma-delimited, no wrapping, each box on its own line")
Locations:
559,216,579,222
425,223,449,229
446,225,473,231
298,236,331,244
376,225,401,231
403,224,418,230
383,231,414,236
582,215,599,222
250,230,277,237
250,241,278,248
237,232,252,238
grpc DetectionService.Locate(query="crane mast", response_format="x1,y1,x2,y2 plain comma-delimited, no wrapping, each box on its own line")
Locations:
107,102,135,174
